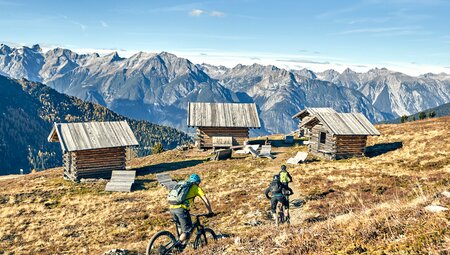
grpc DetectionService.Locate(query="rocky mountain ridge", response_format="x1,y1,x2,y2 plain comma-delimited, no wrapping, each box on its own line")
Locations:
1,44,449,134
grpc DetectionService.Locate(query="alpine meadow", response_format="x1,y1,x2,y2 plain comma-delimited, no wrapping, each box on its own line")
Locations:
0,1,449,254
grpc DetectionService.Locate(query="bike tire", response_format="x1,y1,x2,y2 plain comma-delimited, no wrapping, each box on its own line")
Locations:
193,227,217,249
276,202,284,225
146,230,178,255
278,211,285,225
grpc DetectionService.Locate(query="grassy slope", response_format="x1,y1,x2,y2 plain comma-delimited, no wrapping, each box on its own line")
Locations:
1,117,449,254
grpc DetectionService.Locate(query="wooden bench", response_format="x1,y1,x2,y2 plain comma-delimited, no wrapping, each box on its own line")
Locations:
248,145,275,159
105,170,136,192
211,149,232,161
156,173,177,190
260,145,275,159
235,144,260,155
286,151,308,164
212,136,233,149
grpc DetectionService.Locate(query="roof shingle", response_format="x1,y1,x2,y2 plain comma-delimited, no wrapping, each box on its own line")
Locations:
187,102,261,128
48,121,139,152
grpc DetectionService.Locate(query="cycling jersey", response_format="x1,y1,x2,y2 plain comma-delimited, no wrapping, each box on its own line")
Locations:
169,184,205,210
279,170,292,184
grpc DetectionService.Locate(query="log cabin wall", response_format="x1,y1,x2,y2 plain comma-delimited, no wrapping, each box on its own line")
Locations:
63,152,76,180
300,111,379,160
63,147,127,181
197,127,249,149
335,135,367,159
308,124,337,160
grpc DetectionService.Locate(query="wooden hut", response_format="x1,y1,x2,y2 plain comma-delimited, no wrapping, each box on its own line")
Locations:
292,107,336,137
300,112,380,160
48,121,139,181
187,102,261,149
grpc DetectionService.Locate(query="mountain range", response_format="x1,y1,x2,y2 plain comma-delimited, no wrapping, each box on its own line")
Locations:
1,43,449,134
0,74,191,175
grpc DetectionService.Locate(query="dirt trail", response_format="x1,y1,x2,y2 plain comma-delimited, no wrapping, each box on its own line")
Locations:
287,179,304,226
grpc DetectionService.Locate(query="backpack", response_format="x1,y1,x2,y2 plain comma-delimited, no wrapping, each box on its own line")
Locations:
167,181,193,205
269,180,282,195
279,171,290,183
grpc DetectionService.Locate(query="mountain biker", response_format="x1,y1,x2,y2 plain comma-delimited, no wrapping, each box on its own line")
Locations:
265,174,293,223
279,165,292,187
169,174,213,250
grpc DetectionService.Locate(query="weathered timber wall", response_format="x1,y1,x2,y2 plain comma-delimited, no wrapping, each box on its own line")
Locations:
307,125,368,160
197,127,249,149
63,147,127,181
308,124,337,160
334,135,367,159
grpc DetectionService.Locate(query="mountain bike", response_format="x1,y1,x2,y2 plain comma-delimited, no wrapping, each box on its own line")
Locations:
146,213,217,255
268,190,292,226
275,194,290,226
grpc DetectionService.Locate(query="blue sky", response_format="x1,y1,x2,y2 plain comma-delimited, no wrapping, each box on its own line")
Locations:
1,0,449,75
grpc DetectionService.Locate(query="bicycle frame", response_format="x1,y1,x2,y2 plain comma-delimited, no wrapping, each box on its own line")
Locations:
173,214,209,243
147,213,214,255
272,194,290,225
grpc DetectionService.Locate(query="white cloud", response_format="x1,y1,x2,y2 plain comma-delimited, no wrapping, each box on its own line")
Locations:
189,9,205,16
332,26,423,36
100,20,109,28
167,50,449,76
210,11,226,17
60,15,86,31
72,21,86,31
188,9,226,17
36,45,449,76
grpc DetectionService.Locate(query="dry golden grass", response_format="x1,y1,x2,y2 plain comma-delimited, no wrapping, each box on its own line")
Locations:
1,117,449,254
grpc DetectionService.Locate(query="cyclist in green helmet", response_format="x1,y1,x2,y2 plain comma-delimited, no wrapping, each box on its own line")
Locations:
169,174,213,250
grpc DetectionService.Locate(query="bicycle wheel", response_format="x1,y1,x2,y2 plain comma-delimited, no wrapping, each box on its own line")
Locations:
193,227,217,249
283,205,290,224
276,203,284,226
146,230,178,255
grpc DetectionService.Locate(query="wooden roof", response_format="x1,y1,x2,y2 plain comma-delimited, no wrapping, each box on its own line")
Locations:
48,121,139,152
292,107,337,119
187,102,261,128
301,112,380,136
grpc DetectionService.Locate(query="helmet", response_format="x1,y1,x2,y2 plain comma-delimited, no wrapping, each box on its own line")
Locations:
188,174,201,184
273,174,280,182
280,165,287,171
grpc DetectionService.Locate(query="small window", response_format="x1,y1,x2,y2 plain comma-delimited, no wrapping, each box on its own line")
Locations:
320,132,326,144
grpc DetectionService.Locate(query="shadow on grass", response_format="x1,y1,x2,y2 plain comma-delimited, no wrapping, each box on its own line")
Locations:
305,189,335,201
304,215,328,223
291,198,306,208
133,179,156,191
365,142,403,158
133,160,205,176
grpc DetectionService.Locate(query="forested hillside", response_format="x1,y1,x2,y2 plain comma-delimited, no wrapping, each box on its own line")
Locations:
0,75,191,175
383,102,450,124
